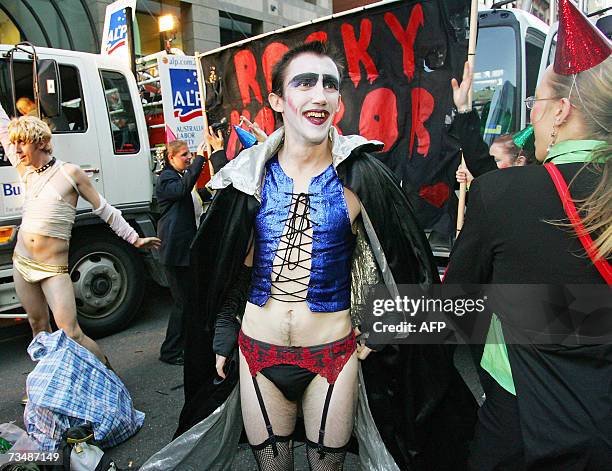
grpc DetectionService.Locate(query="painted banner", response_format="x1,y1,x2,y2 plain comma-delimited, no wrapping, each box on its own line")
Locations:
101,0,137,61
200,0,469,234
158,54,204,151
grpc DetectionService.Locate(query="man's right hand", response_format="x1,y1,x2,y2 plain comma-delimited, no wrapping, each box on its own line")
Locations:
451,61,473,112
215,354,227,379
206,126,224,153
239,116,268,143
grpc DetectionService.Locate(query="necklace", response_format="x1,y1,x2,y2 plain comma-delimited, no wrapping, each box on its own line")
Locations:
35,156,56,174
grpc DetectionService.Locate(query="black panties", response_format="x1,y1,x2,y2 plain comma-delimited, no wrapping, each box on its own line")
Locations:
260,364,317,402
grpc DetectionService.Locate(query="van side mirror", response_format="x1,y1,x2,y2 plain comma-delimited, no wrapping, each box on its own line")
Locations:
38,59,61,118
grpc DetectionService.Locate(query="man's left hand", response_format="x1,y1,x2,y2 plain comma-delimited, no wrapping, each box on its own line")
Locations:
134,237,161,249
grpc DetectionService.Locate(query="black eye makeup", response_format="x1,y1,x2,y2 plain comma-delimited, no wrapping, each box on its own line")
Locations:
287,73,340,90
322,74,339,90
288,73,319,88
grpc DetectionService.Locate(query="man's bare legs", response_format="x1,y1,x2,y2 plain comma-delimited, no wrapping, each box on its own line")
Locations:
240,351,297,470
13,269,52,336
302,352,358,470
40,274,106,362
239,349,358,470
14,270,106,362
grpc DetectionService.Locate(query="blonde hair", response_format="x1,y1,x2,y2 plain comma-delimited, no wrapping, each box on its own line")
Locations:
549,57,611,260
163,140,189,168
8,116,53,153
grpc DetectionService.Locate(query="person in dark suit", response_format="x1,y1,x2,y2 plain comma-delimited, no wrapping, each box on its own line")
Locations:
444,21,611,470
157,130,227,365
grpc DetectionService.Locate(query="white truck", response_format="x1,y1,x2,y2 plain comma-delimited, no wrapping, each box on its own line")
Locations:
0,43,161,337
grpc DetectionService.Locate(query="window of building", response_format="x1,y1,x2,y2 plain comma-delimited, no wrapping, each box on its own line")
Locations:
219,12,262,46
100,70,140,154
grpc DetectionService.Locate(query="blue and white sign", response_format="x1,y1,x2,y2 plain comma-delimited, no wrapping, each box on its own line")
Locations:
101,0,136,61
159,54,205,151
0,180,24,217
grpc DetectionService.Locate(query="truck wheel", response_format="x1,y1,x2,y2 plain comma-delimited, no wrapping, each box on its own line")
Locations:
69,234,144,338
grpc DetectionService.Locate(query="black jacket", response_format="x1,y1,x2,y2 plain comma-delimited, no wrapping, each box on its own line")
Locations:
178,135,477,469
448,110,498,178
156,150,227,266
444,161,612,469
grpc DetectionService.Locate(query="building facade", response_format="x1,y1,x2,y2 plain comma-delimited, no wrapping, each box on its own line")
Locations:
0,0,332,56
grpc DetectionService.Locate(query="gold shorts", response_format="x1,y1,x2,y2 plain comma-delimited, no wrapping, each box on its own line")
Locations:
13,252,69,284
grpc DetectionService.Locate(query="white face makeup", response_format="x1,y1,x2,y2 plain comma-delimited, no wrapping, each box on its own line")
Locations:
271,53,341,146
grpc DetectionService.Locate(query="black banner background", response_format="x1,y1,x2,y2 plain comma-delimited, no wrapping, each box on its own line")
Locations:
201,0,469,233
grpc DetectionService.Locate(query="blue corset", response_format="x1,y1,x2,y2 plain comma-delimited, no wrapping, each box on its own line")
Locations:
249,156,355,312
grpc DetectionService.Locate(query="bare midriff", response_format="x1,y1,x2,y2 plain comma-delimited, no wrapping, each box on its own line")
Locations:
241,300,352,347
15,231,70,266
15,166,78,265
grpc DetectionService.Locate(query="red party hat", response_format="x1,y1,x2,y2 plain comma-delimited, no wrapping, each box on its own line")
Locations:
554,0,611,75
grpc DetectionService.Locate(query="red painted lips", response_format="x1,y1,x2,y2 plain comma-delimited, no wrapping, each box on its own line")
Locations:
303,110,330,125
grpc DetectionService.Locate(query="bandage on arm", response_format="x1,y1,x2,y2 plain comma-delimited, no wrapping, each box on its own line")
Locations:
0,104,18,167
93,195,139,245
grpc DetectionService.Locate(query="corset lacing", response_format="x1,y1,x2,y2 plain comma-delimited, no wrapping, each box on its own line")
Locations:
270,191,319,302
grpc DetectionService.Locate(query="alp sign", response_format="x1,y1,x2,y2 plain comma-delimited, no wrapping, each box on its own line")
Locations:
101,0,136,61
105,9,128,55
170,68,202,123
159,54,204,151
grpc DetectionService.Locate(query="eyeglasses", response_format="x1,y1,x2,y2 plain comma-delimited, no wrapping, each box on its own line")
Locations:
525,96,561,110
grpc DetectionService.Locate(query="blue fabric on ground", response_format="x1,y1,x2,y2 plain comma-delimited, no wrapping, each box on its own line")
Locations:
24,330,144,451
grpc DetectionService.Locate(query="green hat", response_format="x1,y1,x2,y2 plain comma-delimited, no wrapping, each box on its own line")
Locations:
512,125,535,152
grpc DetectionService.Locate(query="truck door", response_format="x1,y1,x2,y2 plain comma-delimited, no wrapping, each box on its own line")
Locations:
0,54,100,219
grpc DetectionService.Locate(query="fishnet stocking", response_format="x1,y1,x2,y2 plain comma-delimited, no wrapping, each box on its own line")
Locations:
251,436,295,471
305,439,347,471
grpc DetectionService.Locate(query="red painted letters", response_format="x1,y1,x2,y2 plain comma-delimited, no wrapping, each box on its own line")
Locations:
305,31,328,44
234,50,263,107
341,20,379,87
384,5,424,82
262,42,289,92
359,88,397,151
409,87,433,156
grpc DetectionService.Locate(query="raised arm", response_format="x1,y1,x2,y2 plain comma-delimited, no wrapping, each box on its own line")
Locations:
68,164,160,250
450,61,498,177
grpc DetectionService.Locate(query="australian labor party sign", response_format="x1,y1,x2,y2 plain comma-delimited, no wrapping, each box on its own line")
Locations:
101,0,136,60
158,54,204,151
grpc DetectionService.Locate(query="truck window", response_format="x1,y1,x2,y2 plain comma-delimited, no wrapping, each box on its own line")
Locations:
100,70,140,154
0,61,87,166
525,28,545,119
55,65,88,133
473,26,518,145
546,33,557,67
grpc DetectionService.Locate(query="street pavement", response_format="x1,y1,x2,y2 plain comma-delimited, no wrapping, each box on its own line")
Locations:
0,283,359,470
